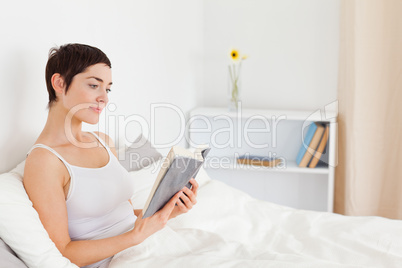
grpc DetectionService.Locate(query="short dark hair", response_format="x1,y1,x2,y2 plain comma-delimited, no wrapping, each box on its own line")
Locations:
45,43,111,108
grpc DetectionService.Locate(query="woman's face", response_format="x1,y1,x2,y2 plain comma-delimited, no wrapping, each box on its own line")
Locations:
61,63,112,125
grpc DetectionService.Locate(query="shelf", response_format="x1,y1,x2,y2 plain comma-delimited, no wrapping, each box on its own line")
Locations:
189,106,337,212
204,157,329,175
190,107,337,123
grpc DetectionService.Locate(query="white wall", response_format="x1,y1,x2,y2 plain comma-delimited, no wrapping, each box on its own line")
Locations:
0,0,339,173
0,0,204,173
202,0,339,110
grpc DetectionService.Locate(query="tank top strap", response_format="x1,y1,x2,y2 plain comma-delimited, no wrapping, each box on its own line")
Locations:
26,144,71,168
88,131,112,153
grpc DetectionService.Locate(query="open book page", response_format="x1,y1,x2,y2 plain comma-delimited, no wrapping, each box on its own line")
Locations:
193,145,211,161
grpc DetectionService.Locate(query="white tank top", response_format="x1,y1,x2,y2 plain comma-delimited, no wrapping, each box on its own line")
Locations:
26,132,136,268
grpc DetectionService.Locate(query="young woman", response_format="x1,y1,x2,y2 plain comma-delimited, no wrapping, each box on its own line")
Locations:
23,44,198,268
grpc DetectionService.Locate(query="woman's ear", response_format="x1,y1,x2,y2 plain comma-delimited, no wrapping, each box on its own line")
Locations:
51,73,65,94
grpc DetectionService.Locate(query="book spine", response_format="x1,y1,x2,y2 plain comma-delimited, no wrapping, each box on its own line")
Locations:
308,124,329,168
296,122,318,165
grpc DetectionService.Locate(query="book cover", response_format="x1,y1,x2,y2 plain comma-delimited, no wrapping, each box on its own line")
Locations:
298,123,326,167
237,155,281,167
296,122,318,165
308,124,329,168
142,145,210,218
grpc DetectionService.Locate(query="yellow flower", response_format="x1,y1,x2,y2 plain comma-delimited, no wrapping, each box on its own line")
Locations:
241,54,248,60
230,49,240,62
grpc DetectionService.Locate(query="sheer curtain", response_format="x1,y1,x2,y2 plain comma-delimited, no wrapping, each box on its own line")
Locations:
334,0,402,219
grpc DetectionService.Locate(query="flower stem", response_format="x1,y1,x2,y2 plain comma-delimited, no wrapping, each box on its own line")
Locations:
229,63,240,109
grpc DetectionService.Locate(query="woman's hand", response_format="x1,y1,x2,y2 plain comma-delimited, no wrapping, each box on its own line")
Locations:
130,190,183,245
169,178,199,219
130,178,199,245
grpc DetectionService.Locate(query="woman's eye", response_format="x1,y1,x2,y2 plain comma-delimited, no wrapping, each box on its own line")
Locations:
106,89,112,93
89,84,98,89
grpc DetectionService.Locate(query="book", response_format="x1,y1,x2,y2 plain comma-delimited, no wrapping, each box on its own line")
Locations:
296,122,326,167
296,122,317,165
308,124,329,168
237,154,281,167
142,145,211,218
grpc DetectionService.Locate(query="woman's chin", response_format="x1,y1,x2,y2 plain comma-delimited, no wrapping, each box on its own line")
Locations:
78,114,101,125
69,109,102,125
85,117,101,125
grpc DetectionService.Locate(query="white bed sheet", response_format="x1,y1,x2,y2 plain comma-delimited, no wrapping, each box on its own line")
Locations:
110,179,402,268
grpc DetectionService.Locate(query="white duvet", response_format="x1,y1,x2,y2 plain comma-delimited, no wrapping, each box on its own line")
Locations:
110,167,402,268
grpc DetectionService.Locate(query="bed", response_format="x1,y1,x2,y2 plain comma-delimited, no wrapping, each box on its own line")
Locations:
1,153,402,268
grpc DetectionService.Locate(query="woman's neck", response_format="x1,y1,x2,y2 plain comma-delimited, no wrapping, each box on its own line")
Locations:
38,103,85,147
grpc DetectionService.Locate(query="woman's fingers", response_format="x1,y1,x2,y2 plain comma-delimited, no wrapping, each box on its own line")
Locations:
176,197,188,211
182,186,196,205
189,178,199,196
158,191,182,219
179,192,193,209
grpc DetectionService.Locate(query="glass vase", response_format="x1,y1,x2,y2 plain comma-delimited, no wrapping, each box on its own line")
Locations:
228,64,241,111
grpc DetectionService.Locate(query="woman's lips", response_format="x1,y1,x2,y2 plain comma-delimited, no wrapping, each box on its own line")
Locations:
90,107,103,114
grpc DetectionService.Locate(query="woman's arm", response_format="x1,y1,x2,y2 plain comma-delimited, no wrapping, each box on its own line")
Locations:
24,146,183,267
63,192,182,266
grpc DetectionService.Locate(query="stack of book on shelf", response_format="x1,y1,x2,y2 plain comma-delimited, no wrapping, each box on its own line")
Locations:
237,154,281,167
296,122,329,168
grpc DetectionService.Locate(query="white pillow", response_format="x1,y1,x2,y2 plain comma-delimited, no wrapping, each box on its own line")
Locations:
0,160,78,268
118,134,163,172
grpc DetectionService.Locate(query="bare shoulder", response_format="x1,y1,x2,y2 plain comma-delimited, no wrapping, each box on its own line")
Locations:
93,131,118,157
24,148,67,188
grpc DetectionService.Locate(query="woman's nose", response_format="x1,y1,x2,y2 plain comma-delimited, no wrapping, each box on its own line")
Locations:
97,90,108,105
